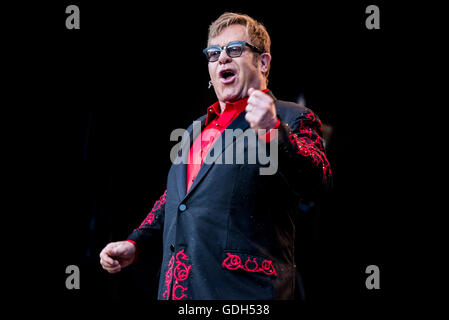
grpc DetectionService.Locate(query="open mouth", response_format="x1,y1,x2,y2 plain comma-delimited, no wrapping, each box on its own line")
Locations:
219,69,237,84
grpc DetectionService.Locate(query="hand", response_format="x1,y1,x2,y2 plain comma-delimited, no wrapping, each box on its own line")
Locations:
245,88,278,132
99,241,136,274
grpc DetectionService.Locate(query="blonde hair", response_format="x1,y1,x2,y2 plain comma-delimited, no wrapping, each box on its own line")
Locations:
207,12,271,80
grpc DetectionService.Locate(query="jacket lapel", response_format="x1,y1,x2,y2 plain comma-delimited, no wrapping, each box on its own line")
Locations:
174,117,206,200
176,91,277,201
183,110,250,200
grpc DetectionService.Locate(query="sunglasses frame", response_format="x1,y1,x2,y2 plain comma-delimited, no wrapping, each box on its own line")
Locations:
203,41,263,62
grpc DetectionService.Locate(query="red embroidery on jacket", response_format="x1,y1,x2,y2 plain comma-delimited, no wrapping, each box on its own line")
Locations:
136,190,167,229
162,250,191,300
222,253,277,276
172,250,191,300
287,112,331,179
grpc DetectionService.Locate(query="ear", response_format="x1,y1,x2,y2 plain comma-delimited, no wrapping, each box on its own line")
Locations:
259,53,272,74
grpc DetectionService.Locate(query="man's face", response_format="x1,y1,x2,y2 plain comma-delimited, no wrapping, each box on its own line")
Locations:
208,24,268,104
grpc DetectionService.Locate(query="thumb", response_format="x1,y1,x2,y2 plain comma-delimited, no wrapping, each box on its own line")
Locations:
248,88,256,97
109,244,126,257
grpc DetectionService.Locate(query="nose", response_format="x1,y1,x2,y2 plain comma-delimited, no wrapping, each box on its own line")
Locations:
218,49,232,64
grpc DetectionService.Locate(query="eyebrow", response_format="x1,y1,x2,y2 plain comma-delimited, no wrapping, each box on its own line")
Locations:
209,40,245,47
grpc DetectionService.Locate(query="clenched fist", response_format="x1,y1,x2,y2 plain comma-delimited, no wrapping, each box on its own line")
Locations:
99,241,136,274
245,88,278,132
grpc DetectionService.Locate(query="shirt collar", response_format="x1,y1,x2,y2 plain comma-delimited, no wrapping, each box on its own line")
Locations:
205,89,270,126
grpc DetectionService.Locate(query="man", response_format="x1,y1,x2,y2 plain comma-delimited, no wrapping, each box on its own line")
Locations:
100,12,331,300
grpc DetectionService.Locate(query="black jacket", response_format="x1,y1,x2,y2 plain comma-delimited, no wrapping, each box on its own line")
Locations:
128,93,331,300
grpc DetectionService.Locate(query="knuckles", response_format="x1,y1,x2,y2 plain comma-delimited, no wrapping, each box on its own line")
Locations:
245,91,275,130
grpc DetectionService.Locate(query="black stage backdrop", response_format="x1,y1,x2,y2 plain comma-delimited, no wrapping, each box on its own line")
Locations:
4,0,427,317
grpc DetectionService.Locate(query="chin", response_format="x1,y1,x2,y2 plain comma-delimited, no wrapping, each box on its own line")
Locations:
218,87,245,103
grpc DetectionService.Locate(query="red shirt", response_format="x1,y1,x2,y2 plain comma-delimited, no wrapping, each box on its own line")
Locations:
186,89,279,192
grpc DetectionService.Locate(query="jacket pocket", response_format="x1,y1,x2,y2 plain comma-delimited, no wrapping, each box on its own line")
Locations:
221,251,277,277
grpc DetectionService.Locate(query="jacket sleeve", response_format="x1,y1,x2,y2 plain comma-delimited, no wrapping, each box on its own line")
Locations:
276,110,332,199
127,190,166,255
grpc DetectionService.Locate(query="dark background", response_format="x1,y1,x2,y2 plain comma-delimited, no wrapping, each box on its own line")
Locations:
4,0,424,317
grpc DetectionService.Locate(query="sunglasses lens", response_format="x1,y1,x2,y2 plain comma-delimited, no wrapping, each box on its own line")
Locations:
227,44,243,57
206,48,221,62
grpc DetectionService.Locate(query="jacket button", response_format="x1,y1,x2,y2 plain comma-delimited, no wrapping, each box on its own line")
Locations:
179,204,187,212
170,244,175,252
